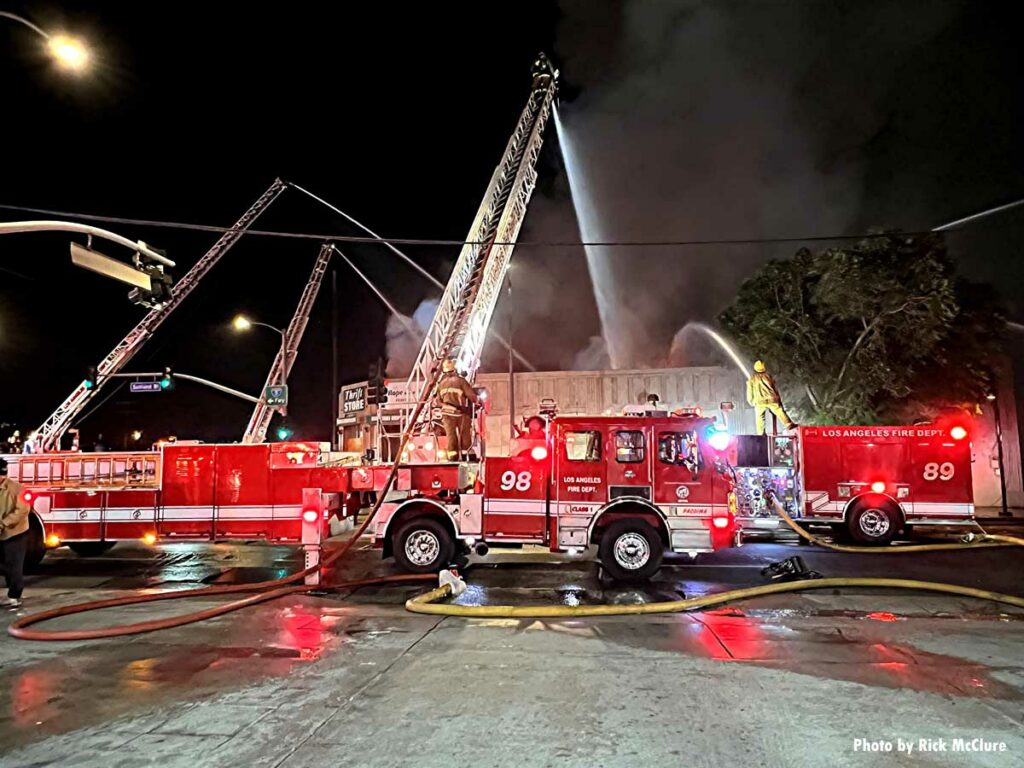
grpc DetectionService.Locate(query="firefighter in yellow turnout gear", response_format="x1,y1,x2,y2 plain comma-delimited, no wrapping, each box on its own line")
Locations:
747,360,795,435
435,359,482,461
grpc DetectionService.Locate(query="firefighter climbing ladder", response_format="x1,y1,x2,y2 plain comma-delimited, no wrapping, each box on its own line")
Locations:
398,55,558,435
241,243,334,444
35,179,288,451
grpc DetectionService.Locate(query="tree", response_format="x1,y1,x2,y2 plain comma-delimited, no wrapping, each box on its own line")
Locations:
719,233,1004,425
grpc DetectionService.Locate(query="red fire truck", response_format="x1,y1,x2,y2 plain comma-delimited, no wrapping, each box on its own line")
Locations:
371,412,741,581
727,422,974,544
4,442,348,569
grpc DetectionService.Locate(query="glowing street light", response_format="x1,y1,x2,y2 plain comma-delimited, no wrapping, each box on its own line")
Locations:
47,34,89,71
0,11,91,74
232,315,289,390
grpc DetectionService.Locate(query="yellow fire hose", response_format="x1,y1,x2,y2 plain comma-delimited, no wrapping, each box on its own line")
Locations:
406,498,1024,618
406,577,1024,617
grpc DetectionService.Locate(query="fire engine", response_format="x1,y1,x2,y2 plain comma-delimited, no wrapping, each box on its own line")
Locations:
3,442,352,570
371,413,741,581
730,422,974,545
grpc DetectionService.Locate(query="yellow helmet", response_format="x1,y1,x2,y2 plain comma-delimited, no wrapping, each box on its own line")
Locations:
753,360,766,373
441,358,456,373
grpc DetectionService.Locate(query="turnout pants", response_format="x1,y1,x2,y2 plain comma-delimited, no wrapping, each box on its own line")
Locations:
1,530,27,600
755,402,794,434
441,413,472,461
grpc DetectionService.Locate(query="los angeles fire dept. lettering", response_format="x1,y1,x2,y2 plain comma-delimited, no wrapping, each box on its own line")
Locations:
814,427,943,439
563,475,602,493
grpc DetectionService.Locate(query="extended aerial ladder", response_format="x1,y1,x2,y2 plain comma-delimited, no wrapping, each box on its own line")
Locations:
241,243,333,443
35,180,288,451
398,54,558,435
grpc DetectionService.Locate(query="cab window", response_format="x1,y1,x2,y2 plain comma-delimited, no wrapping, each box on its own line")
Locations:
565,431,601,462
615,431,645,463
658,431,703,471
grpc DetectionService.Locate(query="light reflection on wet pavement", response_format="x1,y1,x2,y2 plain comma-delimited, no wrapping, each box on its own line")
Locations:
1,538,1022,760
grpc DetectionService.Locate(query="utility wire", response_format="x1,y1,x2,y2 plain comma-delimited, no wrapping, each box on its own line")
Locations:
289,181,537,371
4,200,1018,248
72,380,127,427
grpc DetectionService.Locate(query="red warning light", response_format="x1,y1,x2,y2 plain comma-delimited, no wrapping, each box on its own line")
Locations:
22,491,33,503
870,481,886,494
302,509,319,524
530,445,549,461
949,426,968,441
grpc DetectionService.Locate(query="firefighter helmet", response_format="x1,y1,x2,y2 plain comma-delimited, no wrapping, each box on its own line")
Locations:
753,360,766,373
441,358,456,373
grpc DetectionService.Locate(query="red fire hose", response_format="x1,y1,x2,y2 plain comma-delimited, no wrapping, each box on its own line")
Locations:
10,375,441,642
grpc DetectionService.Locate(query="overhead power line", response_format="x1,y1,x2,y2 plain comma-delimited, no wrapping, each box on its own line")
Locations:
3,200,1018,249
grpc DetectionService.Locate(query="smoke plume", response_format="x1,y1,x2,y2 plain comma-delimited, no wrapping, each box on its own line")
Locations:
393,1,1015,374
385,298,437,377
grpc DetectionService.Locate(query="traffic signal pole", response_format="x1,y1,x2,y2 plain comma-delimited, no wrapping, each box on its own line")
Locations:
99,371,261,403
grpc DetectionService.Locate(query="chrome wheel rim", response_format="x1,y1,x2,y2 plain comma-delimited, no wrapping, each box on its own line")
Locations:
406,530,440,566
613,532,650,570
858,509,890,538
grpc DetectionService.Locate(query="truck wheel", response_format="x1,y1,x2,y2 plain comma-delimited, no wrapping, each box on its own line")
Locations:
393,517,454,574
847,503,898,545
599,519,663,582
25,518,46,573
68,541,117,557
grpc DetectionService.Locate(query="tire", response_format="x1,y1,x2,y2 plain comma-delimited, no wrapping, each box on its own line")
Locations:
393,517,455,574
598,519,664,582
847,503,898,545
25,518,46,573
68,541,117,557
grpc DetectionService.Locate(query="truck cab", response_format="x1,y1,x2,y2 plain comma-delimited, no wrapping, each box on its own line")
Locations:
374,413,740,581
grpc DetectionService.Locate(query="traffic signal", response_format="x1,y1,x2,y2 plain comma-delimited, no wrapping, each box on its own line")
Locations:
160,366,174,390
367,359,387,405
128,246,173,309
276,424,293,441
84,365,98,389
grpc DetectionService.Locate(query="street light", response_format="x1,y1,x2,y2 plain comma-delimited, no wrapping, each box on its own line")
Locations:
232,315,288,388
0,11,91,73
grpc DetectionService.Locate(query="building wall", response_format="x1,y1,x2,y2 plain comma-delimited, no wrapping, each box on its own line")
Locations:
969,368,1024,508
475,366,755,456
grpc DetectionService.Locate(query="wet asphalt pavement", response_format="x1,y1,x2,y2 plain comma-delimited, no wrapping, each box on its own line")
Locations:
1,533,1022,767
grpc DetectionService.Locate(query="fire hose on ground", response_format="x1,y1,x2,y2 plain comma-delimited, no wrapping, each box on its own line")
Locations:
405,495,1024,618
10,411,1024,636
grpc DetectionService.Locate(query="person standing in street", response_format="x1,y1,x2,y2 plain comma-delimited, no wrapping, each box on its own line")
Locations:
0,457,31,609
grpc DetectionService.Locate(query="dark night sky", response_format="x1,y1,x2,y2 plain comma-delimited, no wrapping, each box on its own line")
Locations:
2,1,1022,447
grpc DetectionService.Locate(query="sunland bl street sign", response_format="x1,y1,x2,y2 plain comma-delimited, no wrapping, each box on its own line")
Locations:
130,381,163,393
265,385,289,407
